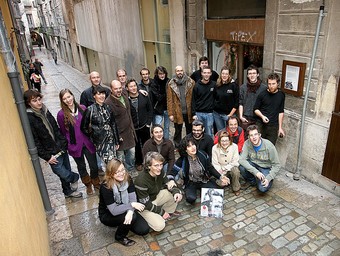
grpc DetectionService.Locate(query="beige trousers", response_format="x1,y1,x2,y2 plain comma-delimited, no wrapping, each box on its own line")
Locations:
139,189,178,232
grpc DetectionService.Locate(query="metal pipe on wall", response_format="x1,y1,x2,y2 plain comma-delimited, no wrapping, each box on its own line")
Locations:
0,10,54,214
294,5,325,180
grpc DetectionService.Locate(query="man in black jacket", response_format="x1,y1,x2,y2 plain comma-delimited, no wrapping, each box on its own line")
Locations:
190,56,219,83
24,89,82,198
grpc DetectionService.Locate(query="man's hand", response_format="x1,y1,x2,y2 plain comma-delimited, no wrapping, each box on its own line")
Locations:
173,193,183,203
139,89,148,96
256,172,265,181
131,202,145,212
169,115,174,122
192,115,198,120
167,180,176,190
261,178,269,188
240,116,248,123
48,155,58,165
124,210,133,225
162,212,171,220
262,116,269,123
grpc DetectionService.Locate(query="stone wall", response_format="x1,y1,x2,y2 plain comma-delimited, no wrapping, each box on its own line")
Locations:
263,0,340,195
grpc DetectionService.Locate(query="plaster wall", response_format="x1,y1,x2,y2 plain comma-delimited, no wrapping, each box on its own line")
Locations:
0,2,50,255
263,0,340,195
73,0,144,84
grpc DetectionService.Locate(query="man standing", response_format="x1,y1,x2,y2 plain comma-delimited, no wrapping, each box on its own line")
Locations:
192,66,216,137
254,73,285,145
139,68,159,113
239,125,281,193
33,58,47,84
142,124,175,175
239,65,267,135
185,120,214,159
105,80,136,173
190,56,219,83
126,79,153,171
167,66,195,148
134,152,183,232
80,71,110,107
214,116,245,153
117,69,128,88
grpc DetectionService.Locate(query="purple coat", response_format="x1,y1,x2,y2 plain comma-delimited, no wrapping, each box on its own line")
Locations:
57,105,96,158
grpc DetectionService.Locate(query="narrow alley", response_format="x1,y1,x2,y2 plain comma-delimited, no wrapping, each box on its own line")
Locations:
33,48,340,256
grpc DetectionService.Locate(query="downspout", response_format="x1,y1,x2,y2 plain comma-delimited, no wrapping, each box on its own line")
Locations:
294,5,325,180
0,11,54,214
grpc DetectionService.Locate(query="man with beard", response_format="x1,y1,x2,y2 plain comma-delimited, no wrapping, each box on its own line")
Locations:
185,120,214,159
80,71,110,107
167,66,195,148
192,66,216,137
239,125,280,193
254,73,285,145
239,65,267,136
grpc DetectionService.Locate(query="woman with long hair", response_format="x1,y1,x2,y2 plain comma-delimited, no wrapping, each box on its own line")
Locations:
212,131,241,196
81,86,120,164
57,89,100,195
213,66,239,131
98,159,149,246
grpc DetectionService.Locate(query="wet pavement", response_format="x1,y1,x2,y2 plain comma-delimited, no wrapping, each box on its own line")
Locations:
31,48,340,256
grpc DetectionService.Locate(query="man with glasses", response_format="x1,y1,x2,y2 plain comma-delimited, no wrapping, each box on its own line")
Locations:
134,152,183,232
185,120,214,159
239,125,280,193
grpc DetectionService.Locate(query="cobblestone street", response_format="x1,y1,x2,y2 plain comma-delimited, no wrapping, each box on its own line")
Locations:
33,48,340,256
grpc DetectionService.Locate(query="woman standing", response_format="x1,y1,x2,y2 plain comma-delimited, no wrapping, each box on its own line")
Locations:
173,137,228,204
81,86,120,164
98,159,149,246
24,89,81,198
213,66,239,131
57,89,100,195
212,131,241,196
153,66,170,139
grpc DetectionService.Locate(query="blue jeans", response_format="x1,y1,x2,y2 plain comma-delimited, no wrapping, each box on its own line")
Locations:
196,112,214,138
50,152,79,196
117,147,135,172
213,111,229,131
239,161,273,193
153,110,170,139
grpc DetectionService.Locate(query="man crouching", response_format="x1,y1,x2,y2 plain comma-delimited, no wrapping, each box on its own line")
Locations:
134,152,183,231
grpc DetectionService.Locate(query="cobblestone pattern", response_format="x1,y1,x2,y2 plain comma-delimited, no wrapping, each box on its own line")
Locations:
33,49,340,256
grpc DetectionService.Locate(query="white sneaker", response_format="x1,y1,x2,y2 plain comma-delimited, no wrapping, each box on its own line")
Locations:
65,191,82,198
70,181,78,191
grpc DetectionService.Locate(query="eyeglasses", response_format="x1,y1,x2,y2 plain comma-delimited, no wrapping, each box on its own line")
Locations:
115,168,126,175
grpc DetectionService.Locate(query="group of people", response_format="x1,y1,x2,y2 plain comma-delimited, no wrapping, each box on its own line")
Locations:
23,56,284,246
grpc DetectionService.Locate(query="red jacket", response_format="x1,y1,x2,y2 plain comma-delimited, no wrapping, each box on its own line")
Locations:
214,126,245,153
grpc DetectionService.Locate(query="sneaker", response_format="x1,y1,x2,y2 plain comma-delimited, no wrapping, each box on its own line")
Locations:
65,191,82,198
70,181,78,191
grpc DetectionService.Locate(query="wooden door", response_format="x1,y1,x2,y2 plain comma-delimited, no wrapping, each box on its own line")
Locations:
322,79,340,183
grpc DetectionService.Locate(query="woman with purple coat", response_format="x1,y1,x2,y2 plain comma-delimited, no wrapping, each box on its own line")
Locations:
57,89,100,195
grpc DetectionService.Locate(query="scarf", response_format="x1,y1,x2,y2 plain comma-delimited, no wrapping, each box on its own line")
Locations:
29,104,55,140
246,78,262,93
173,73,188,85
112,181,129,204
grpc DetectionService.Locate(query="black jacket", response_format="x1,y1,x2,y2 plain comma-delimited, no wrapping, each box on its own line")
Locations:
129,93,153,130
153,76,169,114
27,106,68,161
192,80,216,114
190,69,219,83
80,85,110,107
139,78,159,111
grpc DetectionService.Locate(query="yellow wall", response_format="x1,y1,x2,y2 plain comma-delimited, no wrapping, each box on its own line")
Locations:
0,2,50,255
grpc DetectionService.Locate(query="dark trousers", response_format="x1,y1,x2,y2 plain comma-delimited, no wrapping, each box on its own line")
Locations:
135,126,151,165
73,146,99,179
240,116,256,138
99,211,150,240
174,114,192,148
256,122,279,145
185,180,218,204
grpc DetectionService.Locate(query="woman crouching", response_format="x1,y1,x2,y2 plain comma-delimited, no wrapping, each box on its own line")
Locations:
98,159,149,246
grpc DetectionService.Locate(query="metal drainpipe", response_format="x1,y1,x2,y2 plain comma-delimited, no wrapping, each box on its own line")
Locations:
294,5,325,180
0,12,54,214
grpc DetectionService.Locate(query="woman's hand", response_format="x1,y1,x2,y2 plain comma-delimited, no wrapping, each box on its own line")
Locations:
167,180,176,190
131,202,145,212
162,212,171,220
124,210,134,225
